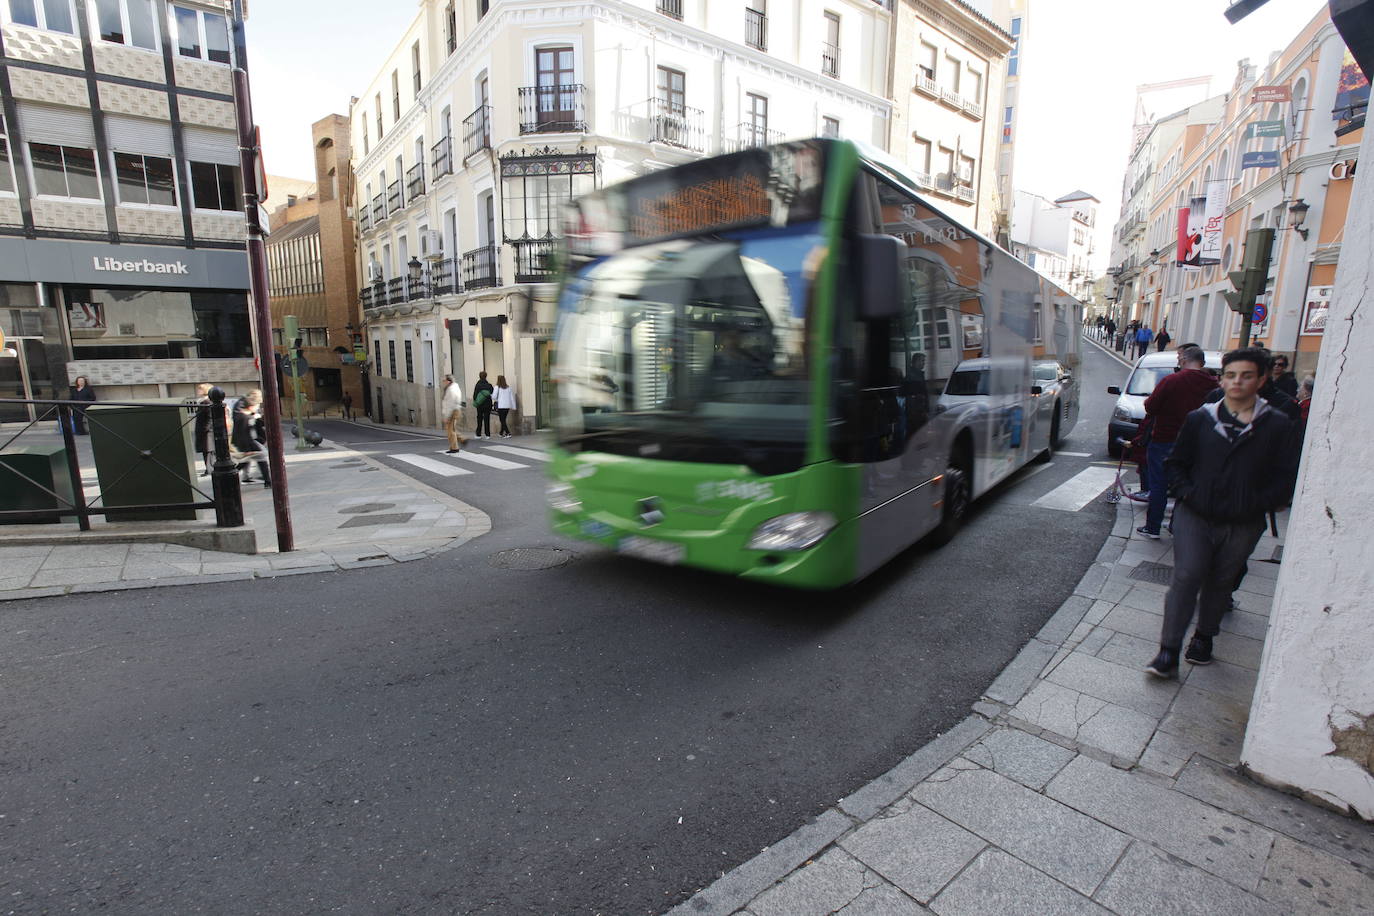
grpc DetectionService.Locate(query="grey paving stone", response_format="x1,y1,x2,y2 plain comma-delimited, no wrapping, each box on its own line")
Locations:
1045,650,1179,718
0,556,44,580
1257,835,1374,914
748,848,869,916
256,564,337,578
836,882,929,916
1136,731,1192,779
838,717,991,821
1233,590,1273,615
1010,681,1157,762
840,803,985,903
28,566,123,588
40,544,129,568
1037,595,1095,644
1172,756,1374,872
928,849,1109,916
1099,605,1163,642
984,638,1057,706
1096,578,1131,604
1076,627,1113,657
1219,608,1270,641
120,560,202,580
1094,842,1281,916
0,575,33,591
1237,575,1275,597
1118,586,1166,614
0,586,69,601
1180,659,1258,705
1046,755,1276,890
1157,685,1250,767
1094,631,1157,669
962,727,1076,791
1072,563,1110,599
913,764,1129,895
1208,632,1265,670
0,545,55,559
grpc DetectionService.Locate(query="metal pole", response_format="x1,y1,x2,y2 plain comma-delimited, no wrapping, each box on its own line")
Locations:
229,0,292,552
57,404,91,531
208,387,243,528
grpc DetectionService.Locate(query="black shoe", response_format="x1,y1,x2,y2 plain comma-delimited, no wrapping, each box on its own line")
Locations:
1185,635,1214,666
263,481,272,489
1136,526,1161,540
1145,647,1179,678
446,448,460,454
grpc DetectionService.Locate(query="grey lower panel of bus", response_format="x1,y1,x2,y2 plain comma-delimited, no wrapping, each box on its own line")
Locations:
856,475,942,579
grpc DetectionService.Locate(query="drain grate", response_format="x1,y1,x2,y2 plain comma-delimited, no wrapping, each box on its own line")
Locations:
1128,560,1173,585
488,547,575,570
338,512,414,529
339,502,396,515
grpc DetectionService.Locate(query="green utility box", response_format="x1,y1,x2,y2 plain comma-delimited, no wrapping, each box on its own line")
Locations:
87,401,198,521
0,445,75,524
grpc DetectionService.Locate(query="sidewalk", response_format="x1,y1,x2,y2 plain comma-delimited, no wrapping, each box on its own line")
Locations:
0,428,491,600
670,497,1374,915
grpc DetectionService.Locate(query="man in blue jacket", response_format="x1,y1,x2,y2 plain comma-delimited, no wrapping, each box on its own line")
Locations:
1145,347,1300,678
1133,324,1153,360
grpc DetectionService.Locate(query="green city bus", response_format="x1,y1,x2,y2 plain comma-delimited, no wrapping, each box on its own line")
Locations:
545,139,1081,588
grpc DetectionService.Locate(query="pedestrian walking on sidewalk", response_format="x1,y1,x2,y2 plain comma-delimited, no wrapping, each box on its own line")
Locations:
342,392,354,421
231,390,272,488
472,371,494,439
1135,345,1217,540
1145,347,1299,678
69,375,96,435
494,375,516,438
193,383,213,476
1133,324,1153,360
1154,325,1172,352
441,375,468,454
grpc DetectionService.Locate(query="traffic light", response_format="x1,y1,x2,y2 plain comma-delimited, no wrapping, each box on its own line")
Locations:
1221,229,1274,314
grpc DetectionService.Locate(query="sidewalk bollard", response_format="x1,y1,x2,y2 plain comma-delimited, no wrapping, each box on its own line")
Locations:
209,387,244,528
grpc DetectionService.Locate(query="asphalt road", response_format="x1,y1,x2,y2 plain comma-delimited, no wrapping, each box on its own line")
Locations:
0,341,1128,914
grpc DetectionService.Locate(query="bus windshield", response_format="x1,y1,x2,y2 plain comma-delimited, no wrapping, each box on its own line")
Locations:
552,226,821,475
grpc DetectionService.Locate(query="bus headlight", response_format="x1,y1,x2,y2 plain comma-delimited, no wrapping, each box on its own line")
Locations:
747,512,837,551
547,482,582,514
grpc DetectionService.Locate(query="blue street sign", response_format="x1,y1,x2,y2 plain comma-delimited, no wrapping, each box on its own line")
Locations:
1252,303,1268,324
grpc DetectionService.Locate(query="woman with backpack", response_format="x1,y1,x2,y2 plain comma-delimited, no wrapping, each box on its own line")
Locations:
472,371,494,439
494,375,517,438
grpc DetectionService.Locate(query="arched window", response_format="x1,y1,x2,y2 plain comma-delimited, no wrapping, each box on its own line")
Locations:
1218,149,1230,189
1291,76,1309,146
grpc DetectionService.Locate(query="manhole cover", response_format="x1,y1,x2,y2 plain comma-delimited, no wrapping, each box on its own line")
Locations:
339,512,414,529
339,502,396,515
1128,560,1173,585
488,547,575,570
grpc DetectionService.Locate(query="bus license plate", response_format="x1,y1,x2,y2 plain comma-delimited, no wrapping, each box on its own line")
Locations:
618,535,684,565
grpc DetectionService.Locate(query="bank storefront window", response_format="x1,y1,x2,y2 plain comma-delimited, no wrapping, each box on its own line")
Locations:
60,286,251,359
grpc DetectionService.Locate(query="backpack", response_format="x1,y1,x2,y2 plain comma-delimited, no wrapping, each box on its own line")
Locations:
475,388,491,408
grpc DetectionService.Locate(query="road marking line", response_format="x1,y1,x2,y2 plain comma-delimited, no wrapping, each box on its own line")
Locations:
393,453,473,477
485,444,550,462
1031,466,1120,512
445,450,529,470
1055,451,1093,457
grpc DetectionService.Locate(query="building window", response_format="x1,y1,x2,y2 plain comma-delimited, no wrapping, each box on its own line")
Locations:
500,149,596,241
657,66,685,115
0,116,14,194
373,339,382,375
945,55,961,93
967,69,982,102
822,12,839,78
412,41,422,94
360,115,368,155
114,152,175,206
746,92,768,145
918,42,936,81
375,94,383,139
1002,106,1013,144
821,116,839,138
745,0,766,51
1008,17,1021,76
444,1,455,54
301,327,327,347
404,339,414,382
61,287,251,359
189,160,241,211
7,0,75,33
912,136,931,173
392,71,400,120
172,5,229,63
477,0,488,18
95,0,156,50
30,143,100,199
388,339,397,378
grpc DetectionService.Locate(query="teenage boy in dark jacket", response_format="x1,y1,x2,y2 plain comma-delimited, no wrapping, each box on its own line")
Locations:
1145,347,1300,678
1136,345,1218,539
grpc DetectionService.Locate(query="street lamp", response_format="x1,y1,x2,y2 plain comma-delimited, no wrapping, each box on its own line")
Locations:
1288,198,1311,241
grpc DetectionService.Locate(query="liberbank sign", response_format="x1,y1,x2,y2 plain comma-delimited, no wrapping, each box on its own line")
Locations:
0,238,249,290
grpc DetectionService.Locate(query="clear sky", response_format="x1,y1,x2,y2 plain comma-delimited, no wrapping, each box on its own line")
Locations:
243,0,1333,274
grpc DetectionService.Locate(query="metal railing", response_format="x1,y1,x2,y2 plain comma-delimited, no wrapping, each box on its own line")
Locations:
361,262,468,308
657,0,682,19
371,192,386,225
463,104,492,158
461,244,500,289
0,392,243,530
432,135,454,178
511,237,557,282
357,206,371,232
406,162,425,201
745,8,766,50
821,41,839,77
432,257,458,296
518,85,587,134
648,98,706,151
727,122,783,152
386,179,404,213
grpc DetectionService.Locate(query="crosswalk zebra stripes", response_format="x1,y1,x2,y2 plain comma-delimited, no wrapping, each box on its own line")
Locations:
388,443,549,479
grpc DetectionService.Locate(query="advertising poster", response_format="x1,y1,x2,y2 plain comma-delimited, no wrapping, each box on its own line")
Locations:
1176,199,1206,268
1302,285,1332,335
1200,181,1226,265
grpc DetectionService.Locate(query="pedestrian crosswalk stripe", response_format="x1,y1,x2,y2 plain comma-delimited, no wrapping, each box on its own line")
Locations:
444,450,528,470
394,453,473,477
1031,466,1120,512
484,444,550,462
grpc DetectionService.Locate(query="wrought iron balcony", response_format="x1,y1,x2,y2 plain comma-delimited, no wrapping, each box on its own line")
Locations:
463,104,492,158
406,162,425,201
461,244,500,289
371,193,386,225
726,122,783,152
357,205,371,232
1118,215,1145,242
955,186,976,203
511,237,557,283
433,136,453,180
386,179,403,213
518,84,587,134
648,98,706,152
431,257,459,297
821,42,839,77
657,0,682,19
745,8,766,50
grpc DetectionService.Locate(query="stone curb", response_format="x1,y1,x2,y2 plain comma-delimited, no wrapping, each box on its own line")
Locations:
1083,332,1135,367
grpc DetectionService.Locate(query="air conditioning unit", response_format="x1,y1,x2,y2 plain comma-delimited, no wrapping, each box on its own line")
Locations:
366,260,384,283
423,229,444,259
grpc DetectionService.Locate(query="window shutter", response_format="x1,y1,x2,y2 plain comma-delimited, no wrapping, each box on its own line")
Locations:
182,126,239,165
18,104,96,148
104,114,175,156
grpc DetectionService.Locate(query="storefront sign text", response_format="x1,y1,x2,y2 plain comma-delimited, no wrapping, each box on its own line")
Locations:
92,256,190,275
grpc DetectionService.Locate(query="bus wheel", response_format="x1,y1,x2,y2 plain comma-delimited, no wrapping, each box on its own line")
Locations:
1049,406,1063,449
930,463,971,546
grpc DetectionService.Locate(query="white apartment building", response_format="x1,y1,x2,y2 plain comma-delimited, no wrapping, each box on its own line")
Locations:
352,0,893,432
1009,188,1097,303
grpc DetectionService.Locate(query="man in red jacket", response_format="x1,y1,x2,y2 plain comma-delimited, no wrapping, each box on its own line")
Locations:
1137,345,1218,538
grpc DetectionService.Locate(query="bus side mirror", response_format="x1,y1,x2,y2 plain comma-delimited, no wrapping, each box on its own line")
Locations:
857,234,902,320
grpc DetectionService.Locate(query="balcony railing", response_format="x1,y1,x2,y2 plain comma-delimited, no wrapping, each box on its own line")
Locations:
432,136,453,179
727,122,783,152
518,84,587,134
371,193,386,225
361,269,446,309
357,205,371,232
657,0,682,19
431,257,458,297
511,238,557,283
960,98,983,119
821,42,839,77
648,98,706,152
910,171,932,189
745,8,766,50
1118,215,1145,242
939,87,960,107
386,179,403,213
463,104,492,158
461,244,500,289
406,162,425,201
955,186,976,203
915,73,938,97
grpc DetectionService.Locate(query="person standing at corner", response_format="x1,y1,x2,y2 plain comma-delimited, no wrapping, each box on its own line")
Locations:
1135,345,1217,540
472,371,494,439
1144,347,1300,678
494,374,517,438
69,375,96,434
441,375,468,454
341,392,354,421
193,383,213,477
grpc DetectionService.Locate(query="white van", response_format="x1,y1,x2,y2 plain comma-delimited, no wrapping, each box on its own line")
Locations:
1105,350,1222,457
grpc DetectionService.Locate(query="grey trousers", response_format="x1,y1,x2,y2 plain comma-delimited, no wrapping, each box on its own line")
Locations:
1160,502,1266,650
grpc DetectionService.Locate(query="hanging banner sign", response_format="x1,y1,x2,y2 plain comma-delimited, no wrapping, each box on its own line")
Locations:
1302,285,1332,335
1252,85,1291,103
1241,150,1281,169
1176,198,1207,267
1200,180,1227,265
1243,120,1286,139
